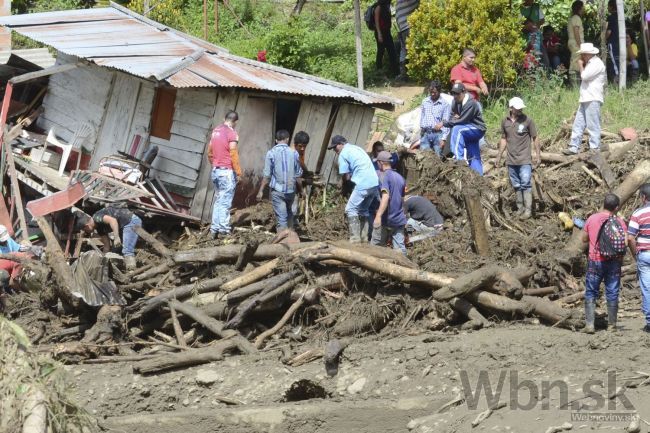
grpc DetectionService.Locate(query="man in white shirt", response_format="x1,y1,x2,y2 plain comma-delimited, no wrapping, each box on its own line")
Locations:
563,43,607,155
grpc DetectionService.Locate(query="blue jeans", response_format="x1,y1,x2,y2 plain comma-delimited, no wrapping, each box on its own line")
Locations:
271,190,295,231
585,259,621,303
569,101,601,152
371,225,406,254
637,251,650,326
122,215,142,257
420,130,443,155
345,187,379,218
507,164,532,191
210,168,237,234
450,124,485,175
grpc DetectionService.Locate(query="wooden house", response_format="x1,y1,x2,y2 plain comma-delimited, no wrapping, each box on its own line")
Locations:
0,3,400,222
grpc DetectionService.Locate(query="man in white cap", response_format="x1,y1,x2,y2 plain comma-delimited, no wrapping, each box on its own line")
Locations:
496,97,540,219
563,42,606,155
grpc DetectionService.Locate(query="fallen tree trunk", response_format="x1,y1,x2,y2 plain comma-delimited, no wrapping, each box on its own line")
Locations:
522,295,584,329
131,274,233,317
133,226,173,260
432,265,504,301
133,340,239,374
224,270,302,304
448,297,490,327
466,290,534,316
168,300,255,354
613,159,650,205
523,286,558,296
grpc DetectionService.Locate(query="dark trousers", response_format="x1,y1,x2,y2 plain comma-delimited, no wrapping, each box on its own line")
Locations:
374,28,399,76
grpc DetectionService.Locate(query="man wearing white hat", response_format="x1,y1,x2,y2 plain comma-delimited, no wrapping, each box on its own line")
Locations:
496,97,540,219
563,42,606,156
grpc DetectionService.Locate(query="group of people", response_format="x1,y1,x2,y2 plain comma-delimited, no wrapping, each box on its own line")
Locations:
582,186,650,334
371,0,419,79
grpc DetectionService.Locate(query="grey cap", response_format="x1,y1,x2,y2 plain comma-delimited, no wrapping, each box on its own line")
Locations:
376,151,393,162
328,135,347,149
450,83,466,94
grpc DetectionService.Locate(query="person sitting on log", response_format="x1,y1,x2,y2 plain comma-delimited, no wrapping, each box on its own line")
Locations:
495,97,540,220
439,83,487,175
404,195,444,242
75,207,142,270
371,151,407,254
582,193,627,333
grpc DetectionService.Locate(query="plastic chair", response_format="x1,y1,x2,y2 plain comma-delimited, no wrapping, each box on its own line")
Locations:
44,124,94,176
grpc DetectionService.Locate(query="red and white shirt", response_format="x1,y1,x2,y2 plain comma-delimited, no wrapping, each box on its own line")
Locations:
628,203,650,253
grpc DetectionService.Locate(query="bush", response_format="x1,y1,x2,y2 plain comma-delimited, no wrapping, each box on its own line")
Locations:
407,0,525,87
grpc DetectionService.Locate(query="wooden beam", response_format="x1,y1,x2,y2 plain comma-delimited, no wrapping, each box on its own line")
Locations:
9,63,80,85
353,0,364,90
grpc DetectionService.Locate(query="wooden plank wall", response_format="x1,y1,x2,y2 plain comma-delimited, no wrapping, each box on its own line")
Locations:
292,99,333,172
320,103,375,184
37,53,112,146
149,88,219,195
190,89,239,221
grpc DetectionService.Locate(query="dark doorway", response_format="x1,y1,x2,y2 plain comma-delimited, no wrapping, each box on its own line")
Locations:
275,99,301,137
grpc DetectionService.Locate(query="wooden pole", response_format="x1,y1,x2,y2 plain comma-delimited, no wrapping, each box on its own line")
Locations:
143,0,150,16
353,0,364,90
616,0,626,90
462,188,490,256
203,0,208,40
214,0,219,33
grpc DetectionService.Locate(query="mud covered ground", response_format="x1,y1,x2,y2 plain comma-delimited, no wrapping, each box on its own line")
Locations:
68,295,650,433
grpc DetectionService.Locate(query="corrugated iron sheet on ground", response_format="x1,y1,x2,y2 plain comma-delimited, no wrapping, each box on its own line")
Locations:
0,5,400,108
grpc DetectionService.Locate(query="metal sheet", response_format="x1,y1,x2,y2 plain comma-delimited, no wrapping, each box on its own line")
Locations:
0,6,400,108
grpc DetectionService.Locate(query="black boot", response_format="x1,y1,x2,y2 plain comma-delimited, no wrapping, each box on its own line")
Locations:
607,302,618,331
584,299,596,334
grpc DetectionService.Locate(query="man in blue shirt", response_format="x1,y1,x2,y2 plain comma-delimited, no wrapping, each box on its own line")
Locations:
419,80,450,155
329,135,379,243
371,151,407,254
258,130,303,232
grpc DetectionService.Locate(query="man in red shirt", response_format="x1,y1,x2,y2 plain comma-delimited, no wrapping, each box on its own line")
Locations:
450,48,489,101
582,193,627,333
207,110,242,239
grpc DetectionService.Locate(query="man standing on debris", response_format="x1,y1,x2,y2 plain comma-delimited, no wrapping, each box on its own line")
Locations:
404,195,443,241
582,193,627,333
329,135,379,243
495,97,540,220
207,110,242,239
419,80,450,156
563,43,606,156
257,130,303,232
372,151,407,254
76,207,142,270
627,183,650,333
440,83,486,175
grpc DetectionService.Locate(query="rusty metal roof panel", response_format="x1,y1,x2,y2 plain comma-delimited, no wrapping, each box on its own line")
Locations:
0,5,401,108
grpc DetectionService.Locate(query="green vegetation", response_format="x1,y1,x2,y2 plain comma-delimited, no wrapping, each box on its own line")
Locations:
407,0,524,86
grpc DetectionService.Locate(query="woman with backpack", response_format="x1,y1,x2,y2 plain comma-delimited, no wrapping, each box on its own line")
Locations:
372,0,399,77
581,193,628,333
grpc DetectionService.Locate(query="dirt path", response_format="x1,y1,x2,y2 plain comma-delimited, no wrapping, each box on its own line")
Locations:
70,305,650,433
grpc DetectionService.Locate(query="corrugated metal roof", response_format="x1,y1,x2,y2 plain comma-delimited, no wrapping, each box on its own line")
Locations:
0,3,400,108
0,48,56,68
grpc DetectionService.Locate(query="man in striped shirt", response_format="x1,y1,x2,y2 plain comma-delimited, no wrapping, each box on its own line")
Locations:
257,130,303,232
628,183,650,333
395,0,420,80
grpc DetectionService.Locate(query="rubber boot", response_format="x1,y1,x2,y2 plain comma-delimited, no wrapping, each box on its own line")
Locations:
515,190,524,216
124,256,137,271
606,301,618,331
359,217,369,243
347,215,361,243
520,190,533,220
584,298,596,334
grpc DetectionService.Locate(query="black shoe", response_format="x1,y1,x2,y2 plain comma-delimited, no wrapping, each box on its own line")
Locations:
643,325,650,333
210,232,218,240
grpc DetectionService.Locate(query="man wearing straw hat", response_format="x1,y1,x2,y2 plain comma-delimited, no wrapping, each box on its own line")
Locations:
563,42,606,156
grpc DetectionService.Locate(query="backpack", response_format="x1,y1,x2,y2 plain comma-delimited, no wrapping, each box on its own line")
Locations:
597,215,627,259
364,3,378,31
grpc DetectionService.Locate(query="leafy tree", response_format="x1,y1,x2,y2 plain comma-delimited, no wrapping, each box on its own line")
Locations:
128,0,185,28
407,0,524,87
